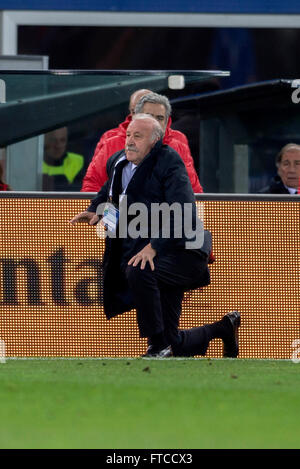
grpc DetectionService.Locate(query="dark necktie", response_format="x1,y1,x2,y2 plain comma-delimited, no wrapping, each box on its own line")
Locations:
112,159,128,205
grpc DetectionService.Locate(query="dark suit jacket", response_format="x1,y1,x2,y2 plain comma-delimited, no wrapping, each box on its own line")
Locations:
259,176,291,194
88,140,209,318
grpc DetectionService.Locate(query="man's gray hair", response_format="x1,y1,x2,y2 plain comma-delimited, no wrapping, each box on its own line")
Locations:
132,113,164,141
135,92,172,121
276,143,300,165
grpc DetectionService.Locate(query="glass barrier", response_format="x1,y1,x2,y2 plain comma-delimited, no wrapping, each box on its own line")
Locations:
0,70,229,104
1,71,299,195
0,69,229,192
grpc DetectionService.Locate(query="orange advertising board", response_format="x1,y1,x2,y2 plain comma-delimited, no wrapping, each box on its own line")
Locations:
0,196,299,358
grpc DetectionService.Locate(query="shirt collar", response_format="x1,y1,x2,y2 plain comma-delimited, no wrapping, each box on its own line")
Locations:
129,162,137,171
284,184,298,194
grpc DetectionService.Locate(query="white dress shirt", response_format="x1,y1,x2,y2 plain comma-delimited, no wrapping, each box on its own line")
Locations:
122,161,138,192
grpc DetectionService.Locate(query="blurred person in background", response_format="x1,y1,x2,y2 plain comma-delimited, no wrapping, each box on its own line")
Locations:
94,88,152,149
0,163,10,190
43,127,84,191
81,91,203,193
259,143,300,194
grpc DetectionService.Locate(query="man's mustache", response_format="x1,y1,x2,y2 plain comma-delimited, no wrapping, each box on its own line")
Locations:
126,145,138,152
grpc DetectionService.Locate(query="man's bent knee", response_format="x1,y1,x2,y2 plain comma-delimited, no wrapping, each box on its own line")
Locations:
125,263,154,287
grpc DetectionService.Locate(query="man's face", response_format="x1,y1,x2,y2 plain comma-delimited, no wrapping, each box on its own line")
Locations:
141,102,167,131
44,127,68,161
125,119,158,165
277,150,300,188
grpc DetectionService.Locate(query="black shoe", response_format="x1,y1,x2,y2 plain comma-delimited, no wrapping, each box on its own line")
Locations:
142,345,173,358
222,311,241,358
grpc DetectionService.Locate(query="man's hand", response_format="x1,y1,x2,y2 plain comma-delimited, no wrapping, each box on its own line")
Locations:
128,243,157,271
69,211,99,226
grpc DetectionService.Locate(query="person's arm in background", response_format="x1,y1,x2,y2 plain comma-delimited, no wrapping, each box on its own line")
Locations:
81,155,108,192
171,140,203,193
81,137,124,192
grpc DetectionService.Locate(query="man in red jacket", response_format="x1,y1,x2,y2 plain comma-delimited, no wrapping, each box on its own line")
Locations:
81,91,203,193
94,88,152,150
0,164,10,191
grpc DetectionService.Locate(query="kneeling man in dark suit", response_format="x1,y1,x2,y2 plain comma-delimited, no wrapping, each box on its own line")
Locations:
70,114,240,358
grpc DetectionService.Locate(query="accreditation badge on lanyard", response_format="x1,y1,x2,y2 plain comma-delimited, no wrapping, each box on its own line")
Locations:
102,201,120,233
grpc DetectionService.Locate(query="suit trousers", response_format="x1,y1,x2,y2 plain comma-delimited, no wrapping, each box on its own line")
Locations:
125,249,211,357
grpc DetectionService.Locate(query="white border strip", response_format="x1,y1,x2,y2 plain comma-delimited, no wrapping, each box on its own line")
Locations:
2,10,300,54
4,10,300,28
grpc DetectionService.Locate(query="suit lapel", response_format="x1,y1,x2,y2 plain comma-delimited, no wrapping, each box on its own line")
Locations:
126,141,161,196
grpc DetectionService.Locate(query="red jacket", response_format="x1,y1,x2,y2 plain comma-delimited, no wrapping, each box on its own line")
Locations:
97,115,190,149
0,182,9,191
81,115,203,193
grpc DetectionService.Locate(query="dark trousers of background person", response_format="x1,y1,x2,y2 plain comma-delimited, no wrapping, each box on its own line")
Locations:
125,249,213,357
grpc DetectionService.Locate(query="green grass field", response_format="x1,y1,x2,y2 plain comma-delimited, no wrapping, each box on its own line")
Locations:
0,358,299,449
